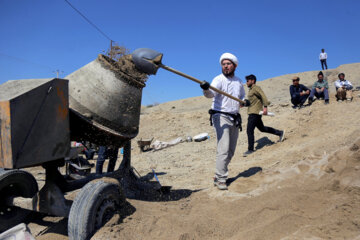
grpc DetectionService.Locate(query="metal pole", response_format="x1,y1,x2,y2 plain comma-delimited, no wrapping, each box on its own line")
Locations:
53,70,63,78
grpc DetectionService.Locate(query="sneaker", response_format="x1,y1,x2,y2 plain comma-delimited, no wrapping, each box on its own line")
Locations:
279,130,286,142
308,98,313,105
347,98,352,102
243,150,254,157
214,181,228,190
324,100,329,105
337,99,342,102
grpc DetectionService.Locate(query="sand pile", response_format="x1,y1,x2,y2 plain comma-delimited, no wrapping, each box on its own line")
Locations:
94,138,360,240
102,44,148,83
97,54,148,84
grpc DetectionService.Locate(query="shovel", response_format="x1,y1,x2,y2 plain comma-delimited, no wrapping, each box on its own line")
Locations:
132,48,246,105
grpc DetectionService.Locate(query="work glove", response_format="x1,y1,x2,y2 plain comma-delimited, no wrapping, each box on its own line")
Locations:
200,81,210,90
244,99,250,107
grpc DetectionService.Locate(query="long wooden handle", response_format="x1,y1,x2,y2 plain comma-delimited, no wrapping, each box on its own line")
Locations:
159,64,245,104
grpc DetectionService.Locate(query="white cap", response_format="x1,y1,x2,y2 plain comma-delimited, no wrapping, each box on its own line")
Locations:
219,53,238,66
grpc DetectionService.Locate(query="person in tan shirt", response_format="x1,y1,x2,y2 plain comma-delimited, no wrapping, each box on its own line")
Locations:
243,74,285,157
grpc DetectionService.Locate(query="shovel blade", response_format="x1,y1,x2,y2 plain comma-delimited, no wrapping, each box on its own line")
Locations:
132,48,163,75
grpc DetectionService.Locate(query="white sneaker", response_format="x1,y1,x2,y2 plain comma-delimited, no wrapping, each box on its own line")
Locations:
214,179,228,190
279,130,286,142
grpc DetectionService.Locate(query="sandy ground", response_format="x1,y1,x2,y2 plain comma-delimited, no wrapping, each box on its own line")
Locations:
24,63,360,239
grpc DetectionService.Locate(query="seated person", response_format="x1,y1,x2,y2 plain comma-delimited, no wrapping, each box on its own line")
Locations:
334,73,353,101
309,71,329,105
289,76,310,108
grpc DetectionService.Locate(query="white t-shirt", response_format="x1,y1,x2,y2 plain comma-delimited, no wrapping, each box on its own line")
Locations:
319,52,327,60
203,74,245,114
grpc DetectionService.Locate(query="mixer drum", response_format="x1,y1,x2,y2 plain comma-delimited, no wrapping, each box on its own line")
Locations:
66,55,146,146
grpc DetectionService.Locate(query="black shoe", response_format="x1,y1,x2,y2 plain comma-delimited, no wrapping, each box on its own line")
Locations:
308,98,313,105
325,100,329,105
243,150,254,157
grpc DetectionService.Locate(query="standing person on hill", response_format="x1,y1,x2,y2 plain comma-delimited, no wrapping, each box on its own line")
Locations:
200,52,246,190
335,73,353,102
289,76,310,108
308,71,329,105
319,48,328,70
243,74,285,157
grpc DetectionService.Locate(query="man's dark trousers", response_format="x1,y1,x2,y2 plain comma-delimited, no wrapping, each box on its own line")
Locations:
309,88,329,100
291,94,309,106
320,59,328,70
247,114,282,151
96,146,119,174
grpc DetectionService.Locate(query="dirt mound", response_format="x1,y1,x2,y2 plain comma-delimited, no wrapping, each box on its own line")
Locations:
28,63,360,239
90,63,360,240
93,137,360,240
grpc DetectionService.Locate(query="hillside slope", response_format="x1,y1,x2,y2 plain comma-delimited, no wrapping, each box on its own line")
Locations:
31,64,360,240
90,63,360,239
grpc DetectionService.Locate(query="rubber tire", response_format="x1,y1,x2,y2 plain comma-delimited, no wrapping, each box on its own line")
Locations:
0,169,38,233
68,178,125,240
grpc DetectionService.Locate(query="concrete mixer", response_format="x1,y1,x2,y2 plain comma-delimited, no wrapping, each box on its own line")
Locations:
0,54,149,240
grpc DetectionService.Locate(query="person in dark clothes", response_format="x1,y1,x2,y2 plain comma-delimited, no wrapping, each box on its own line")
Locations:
82,141,96,160
96,146,119,174
289,76,310,108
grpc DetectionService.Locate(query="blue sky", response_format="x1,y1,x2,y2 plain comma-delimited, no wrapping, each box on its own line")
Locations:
1,0,359,105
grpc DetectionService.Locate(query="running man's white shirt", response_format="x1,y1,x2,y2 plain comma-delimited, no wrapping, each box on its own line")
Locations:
203,74,245,114
319,52,327,60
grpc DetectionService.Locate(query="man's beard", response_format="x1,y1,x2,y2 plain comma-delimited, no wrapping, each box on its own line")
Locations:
222,69,235,77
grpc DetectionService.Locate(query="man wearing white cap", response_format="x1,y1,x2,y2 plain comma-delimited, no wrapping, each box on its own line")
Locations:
200,52,245,190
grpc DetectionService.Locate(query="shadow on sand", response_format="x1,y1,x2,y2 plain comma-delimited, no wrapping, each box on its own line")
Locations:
26,212,68,238
226,166,262,186
255,137,275,150
124,170,202,202
26,170,201,239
